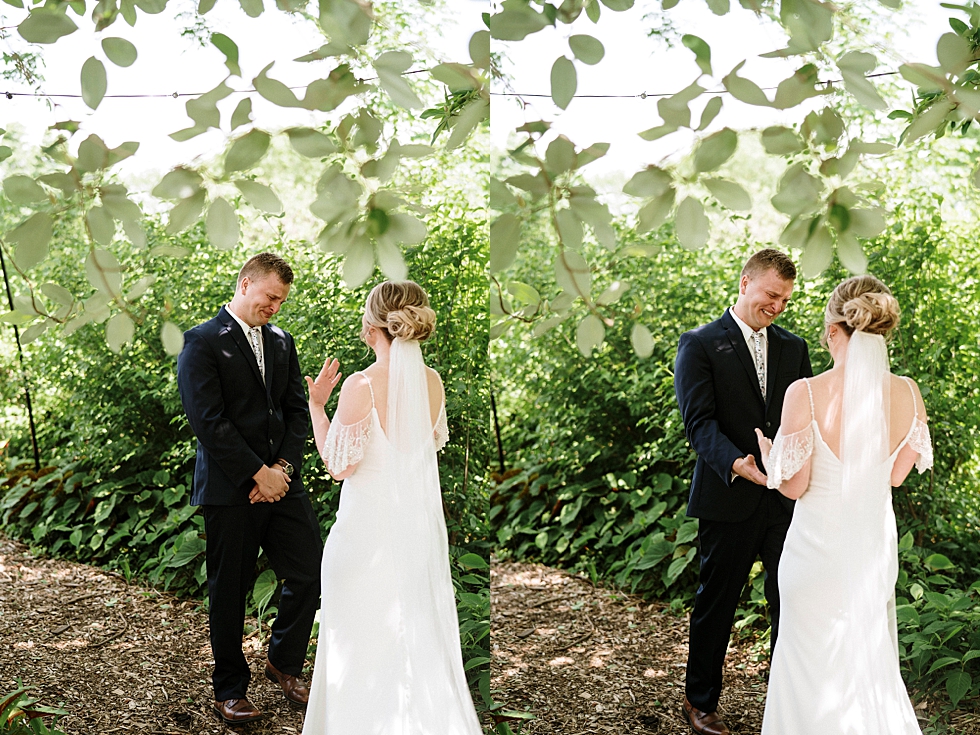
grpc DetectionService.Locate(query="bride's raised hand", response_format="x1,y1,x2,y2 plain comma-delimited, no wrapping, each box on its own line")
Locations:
305,357,341,408
755,428,773,467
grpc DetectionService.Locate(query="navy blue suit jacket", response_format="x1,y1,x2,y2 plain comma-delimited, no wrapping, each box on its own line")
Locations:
674,309,812,523
177,307,309,506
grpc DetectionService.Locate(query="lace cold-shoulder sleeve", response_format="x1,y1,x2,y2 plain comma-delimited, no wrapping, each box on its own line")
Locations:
766,424,814,490
908,418,933,473
322,412,372,476
433,403,449,452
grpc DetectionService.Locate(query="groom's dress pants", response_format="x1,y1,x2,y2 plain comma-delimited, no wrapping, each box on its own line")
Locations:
686,490,792,713
204,494,323,701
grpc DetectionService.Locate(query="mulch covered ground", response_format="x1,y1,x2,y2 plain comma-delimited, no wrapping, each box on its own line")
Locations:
491,561,980,735
0,536,306,735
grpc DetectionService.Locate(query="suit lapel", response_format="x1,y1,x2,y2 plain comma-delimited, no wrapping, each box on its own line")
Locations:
722,311,765,403
765,326,783,409
218,307,265,387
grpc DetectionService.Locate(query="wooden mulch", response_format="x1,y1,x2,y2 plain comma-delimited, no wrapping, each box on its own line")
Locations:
491,561,980,735
0,536,306,734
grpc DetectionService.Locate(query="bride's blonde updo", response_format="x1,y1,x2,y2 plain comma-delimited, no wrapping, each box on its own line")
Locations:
822,274,900,346
361,280,437,343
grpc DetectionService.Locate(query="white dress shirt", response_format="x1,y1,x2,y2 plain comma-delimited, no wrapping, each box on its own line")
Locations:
728,306,767,389
226,304,265,370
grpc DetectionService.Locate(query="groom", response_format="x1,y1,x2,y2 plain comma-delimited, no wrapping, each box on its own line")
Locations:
177,252,323,724
673,249,812,735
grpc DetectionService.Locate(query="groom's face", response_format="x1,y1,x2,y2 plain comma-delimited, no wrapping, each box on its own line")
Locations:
738,269,794,331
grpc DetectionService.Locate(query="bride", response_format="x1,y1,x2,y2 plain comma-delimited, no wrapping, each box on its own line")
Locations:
301,281,482,734
757,274,933,734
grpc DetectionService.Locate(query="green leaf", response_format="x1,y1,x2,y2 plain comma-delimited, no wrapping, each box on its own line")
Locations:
638,123,677,142
102,37,137,67
40,282,73,306
379,213,427,246
972,162,980,190
151,168,202,200
904,101,954,144
723,61,771,107
489,177,516,209
623,166,672,198
445,98,489,150
848,208,887,238
166,189,207,235
286,127,337,157
81,56,107,110
186,81,232,129
551,56,577,110
682,34,712,75
161,321,184,355
837,52,886,111
224,130,271,173
675,196,709,249
234,180,283,214
105,312,134,353
937,31,973,76
555,208,583,249
206,197,240,250
211,32,241,77
3,175,47,205
631,323,654,358
545,135,576,174
555,249,591,300
124,274,155,301
86,248,122,296
86,205,116,246
696,96,723,131
230,98,252,131
704,178,751,210
489,213,521,273
342,238,375,288
568,34,604,65
924,553,955,570
761,126,804,155
694,128,737,172
771,162,824,216
375,51,423,109
488,4,550,40
665,547,696,586
576,314,605,356
18,10,78,44
600,0,634,9
375,240,407,280
469,29,490,69
596,280,629,305
239,0,263,17
636,188,675,233
837,232,867,274
658,82,703,128
19,319,51,344
8,213,53,271
458,553,489,570
946,671,972,707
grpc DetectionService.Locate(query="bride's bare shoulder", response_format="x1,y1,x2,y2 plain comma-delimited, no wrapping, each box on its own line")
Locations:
425,366,444,400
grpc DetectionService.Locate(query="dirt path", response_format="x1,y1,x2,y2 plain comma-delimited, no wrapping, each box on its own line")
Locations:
0,536,305,735
491,561,979,735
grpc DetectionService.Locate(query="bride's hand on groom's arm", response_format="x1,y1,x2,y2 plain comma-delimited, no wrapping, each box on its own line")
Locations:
305,357,341,408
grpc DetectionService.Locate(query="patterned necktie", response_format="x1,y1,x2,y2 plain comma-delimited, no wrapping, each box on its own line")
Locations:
752,330,765,398
248,326,265,383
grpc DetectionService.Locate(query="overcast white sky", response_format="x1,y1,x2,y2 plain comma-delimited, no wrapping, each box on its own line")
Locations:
492,0,954,180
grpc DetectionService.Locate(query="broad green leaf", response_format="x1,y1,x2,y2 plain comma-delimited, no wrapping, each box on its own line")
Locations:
105,311,134,353
123,219,146,248
849,208,887,238
224,130,271,173
186,82,233,129
234,180,283,214
8,213,53,271
286,127,337,157
771,162,824,216
636,188,675,233
675,197,709,249
507,281,541,306
925,553,955,570
124,274,156,301
490,213,521,273
152,168,202,200
18,10,78,44
445,98,489,150
206,197,240,250
457,553,489,570
545,135,576,174
898,63,943,88
40,282,73,306
469,30,490,69
600,0,635,9
704,0,729,14
623,166,672,198
555,208,583,250
631,323,654,358
0,146,12,163
658,82,704,128
696,96,723,131
3,175,47,205
376,240,408,280
761,126,804,155
568,192,612,229
848,140,894,155
837,52,886,111
102,37,137,67
211,32,241,77
379,213,427,246
230,98,252,130
489,177,516,209
682,35,712,76
86,205,115,246
555,249,591,300
101,190,143,226
772,64,827,110
86,248,122,296
532,314,568,337
937,32,973,76
161,321,184,356
487,4,549,41
551,56,577,110
904,101,955,144
375,51,423,109
568,34,604,65
239,0,263,17
587,0,601,18
638,123,678,141
946,671,971,707
694,128,737,172
166,189,207,234
837,233,867,274
37,172,76,195
596,280,629,305
342,239,375,288
81,57,107,110
576,314,605,356
19,319,51,344
723,61,771,107
75,135,110,173
704,178,751,210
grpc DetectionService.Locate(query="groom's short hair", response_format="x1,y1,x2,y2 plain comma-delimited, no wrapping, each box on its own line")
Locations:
237,252,294,287
742,248,796,282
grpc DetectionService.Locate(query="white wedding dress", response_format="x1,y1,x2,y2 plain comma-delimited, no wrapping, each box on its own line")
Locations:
302,339,482,735
762,360,933,735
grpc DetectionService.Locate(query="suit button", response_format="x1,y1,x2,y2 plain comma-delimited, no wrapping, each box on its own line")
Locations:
268,409,273,415
268,439,273,445
766,421,771,428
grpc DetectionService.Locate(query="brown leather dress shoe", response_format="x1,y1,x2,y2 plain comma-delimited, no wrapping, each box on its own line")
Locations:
265,659,310,706
682,696,731,735
213,697,263,724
